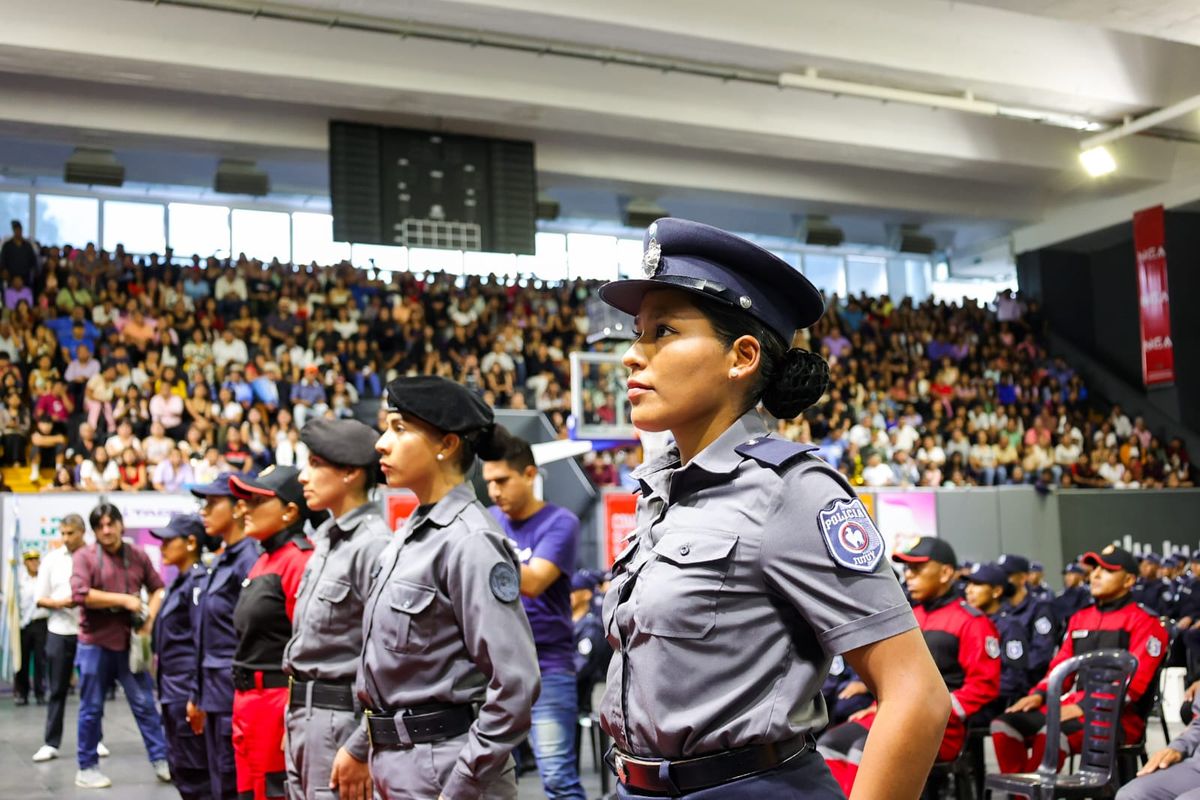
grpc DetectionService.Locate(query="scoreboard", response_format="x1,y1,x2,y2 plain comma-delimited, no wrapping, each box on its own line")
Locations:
329,121,537,255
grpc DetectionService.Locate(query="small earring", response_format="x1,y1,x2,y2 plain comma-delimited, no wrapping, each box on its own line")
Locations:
729,370,739,379
343,476,350,484
436,453,444,461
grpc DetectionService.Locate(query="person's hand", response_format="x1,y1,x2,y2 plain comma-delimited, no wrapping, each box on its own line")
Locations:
1137,746,1184,776
848,704,878,723
1179,617,1194,630
1184,681,1200,703
186,702,206,735
137,618,153,637
1059,703,1083,722
329,747,372,800
838,681,869,700
1006,694,1044,713
125,595,145,615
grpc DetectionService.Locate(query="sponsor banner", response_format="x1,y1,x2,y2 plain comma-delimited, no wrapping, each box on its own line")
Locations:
603,492,639,566
872,490,939,558
1132,205,1175,386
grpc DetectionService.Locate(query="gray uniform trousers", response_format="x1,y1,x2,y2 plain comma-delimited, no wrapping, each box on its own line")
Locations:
370,734,518,800
1115,756,1200,800
286,705,365,800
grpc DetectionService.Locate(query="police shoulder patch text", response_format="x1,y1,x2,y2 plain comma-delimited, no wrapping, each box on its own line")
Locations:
985,636,1000,659
1147,637,1162,658
489,562,520,603
1005,640,1024,660
1034,616,1052,636
817,498,884,573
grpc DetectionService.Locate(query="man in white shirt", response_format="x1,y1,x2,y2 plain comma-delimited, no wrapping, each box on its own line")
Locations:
33,515,107,763
212,328,248,371
17,550,49,706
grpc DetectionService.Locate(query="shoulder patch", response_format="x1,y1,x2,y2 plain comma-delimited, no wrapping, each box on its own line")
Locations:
1147,636,1163,658
488,562,520,603
735,436,818,468
829,654,845,676
577,638,593,656
1034,616,1053,636
985,636,1000,659
1006,640,1024,660
817,498,884,574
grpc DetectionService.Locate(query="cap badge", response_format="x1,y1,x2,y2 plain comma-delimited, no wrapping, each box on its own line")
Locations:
642,228,662,278
739,295,753,309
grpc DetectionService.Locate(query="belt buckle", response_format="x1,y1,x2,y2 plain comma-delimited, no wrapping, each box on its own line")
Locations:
364,709,374,748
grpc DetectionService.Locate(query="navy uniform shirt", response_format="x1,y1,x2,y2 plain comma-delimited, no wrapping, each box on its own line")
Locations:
573,610,611,712
990,608,1032,701
600,411,916,759
1053,584,1093,625
153,562,208,705
1175,576,1200,620
193,536,261,713
1131,578,1174,616
1006,591,1059,687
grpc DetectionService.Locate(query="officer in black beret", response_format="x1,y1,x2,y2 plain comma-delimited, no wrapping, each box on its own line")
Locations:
285,419,392,800
595,218,948,798
359,375,538,800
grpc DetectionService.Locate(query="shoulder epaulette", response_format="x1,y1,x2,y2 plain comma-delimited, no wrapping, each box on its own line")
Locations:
734,436,818,468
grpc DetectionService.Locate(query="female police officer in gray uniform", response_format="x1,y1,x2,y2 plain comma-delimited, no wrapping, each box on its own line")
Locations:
358,376,539,800
596,218,951,799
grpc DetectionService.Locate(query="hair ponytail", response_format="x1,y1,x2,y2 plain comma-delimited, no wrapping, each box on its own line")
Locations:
761,348,829,419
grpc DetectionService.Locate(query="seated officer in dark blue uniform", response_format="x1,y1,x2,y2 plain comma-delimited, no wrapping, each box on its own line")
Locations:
962,563,1032,718
1132,552,1174,615
998,553,1059,687
1053,562,1092,625
1027,561,1052,603
570,569,611,715
817,658,874,729
150,514,216,800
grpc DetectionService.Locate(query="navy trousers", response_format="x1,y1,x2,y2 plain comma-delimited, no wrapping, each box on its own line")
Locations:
163,701,213,800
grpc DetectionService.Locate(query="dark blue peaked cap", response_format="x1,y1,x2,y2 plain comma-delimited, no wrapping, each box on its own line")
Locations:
598,218,826,342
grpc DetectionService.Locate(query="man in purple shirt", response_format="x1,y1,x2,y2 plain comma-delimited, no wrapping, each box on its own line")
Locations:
483,430,586,800
69,503,171,789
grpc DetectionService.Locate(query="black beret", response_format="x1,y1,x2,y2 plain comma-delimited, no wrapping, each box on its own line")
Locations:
383,375,494,434
598,217,825,342
300,418,381,467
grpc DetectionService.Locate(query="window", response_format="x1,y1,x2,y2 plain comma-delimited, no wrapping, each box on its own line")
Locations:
231,209,290,262
169,203,230,259
0,192,30,234
463,251,518,278
292,212,351,267
516,232,567,282
35,194,98,248
408,248,464,275
566,233,619,281
103,201,165,255
802,253,845,299
846,255,888,297
351,244,408,272
615,238,643,278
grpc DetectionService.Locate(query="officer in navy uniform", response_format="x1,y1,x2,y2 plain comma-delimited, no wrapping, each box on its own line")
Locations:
1027,561,1052,603
1132,552,1174,615
284,419,392,800
595,218,950,799
962,563,1033,716
997,554,1059,688
570,569,611,715
1053,563,1092,624
360,376,539,800
189,472,261,800
151,514,214,800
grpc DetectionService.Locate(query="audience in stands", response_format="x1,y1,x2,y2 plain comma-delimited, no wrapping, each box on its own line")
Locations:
0,230,1193,492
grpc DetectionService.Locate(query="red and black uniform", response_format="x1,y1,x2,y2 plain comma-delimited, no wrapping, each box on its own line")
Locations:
990,594,1167,773
231,527,313,800
819,591,1000,795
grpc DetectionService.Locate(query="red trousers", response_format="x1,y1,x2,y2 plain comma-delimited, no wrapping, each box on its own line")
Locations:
821,710,959,796
232,686,289,800
990,709,1084,774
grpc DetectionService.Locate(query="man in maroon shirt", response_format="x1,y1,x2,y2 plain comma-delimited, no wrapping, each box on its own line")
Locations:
69,503,171,789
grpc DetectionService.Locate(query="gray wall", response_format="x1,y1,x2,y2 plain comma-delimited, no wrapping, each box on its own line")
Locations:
1057,489,1200,562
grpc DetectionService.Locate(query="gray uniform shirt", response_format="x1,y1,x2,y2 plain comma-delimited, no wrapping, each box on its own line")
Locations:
283,501,391,761
357,481,540,800
600,411,917,759
1169,696,1200,757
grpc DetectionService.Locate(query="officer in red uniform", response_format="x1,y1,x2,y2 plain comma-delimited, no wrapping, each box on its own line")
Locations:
990,545,1168,774
818,537,1000,796
229,467,314,800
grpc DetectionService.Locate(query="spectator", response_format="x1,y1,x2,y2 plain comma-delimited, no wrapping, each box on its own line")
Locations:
35,380,74,429
142,421,174,466
1,220,38,286
114,385,151,437
149,382,185,439
83,361,118,433
116,448,148,492
80,446,120,492
1,390,30,466
290,364,327,428
29,415,67,479
212,328,248,371
5,274,34,310
151,447,194,492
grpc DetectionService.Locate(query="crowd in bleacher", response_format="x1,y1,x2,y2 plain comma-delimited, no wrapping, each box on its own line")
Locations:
0,218,1194,494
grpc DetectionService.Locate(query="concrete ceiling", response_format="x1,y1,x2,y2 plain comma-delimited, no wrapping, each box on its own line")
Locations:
0,0,1198,254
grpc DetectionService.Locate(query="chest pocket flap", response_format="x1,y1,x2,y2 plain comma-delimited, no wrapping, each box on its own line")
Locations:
316,579,351,604
636,530,737,639
384,580,437,653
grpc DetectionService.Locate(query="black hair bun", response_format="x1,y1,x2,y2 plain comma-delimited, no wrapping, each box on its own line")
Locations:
473,423,507,462
762,348,829,419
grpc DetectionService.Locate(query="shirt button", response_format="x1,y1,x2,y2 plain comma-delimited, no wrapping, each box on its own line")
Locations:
679,544,691,556
402,600,412,609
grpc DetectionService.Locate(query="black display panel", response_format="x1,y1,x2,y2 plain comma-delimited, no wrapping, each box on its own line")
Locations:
329,121,536,255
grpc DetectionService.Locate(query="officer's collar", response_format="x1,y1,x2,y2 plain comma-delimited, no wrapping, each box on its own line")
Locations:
328,501,380,541
1096,593,1135,612
409,482,475,534
922,589,959,613
630,410,766,487
261,526,303,555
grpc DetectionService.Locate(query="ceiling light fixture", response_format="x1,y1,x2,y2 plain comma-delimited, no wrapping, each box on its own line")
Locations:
1079,146,1117,177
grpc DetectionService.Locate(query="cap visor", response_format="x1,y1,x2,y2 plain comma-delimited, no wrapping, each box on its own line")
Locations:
891,552,930,564
598,279,726,317
229,474,277,500
1081,551,1121,571
187,483,226,497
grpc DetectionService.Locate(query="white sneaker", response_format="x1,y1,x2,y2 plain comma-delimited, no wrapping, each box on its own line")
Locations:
152,759,172,783
31,745,59,762
96,742,109,758
74,768,112,789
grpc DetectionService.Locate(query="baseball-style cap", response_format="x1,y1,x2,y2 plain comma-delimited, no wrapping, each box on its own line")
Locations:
1030,561,1045,573
892,536,958,568
150,514,206,542
301,418,382,468
383,375,494,435
1141,552,1162,566
966,563,1008,587
22,548,41,561
998,554,1031,575
1064,563,1087,576
230,465,307,509
189,471,240,498
1082,546,1139,574
570,569,603,592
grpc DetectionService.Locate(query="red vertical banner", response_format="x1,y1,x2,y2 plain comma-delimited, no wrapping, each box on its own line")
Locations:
1133,205,1175,386
603,492,639,566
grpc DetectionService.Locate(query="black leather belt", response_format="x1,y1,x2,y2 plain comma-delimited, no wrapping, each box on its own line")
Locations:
232,668,290,691
605,734,813,795
288,678,356,712
365,703,475,749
